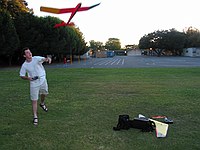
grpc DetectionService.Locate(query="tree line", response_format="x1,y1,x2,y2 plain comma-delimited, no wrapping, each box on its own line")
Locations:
138,27,200,56
89,38,122,51
1,0,200,65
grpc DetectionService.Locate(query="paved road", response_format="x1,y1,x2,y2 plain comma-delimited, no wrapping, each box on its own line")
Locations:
49,56,200,68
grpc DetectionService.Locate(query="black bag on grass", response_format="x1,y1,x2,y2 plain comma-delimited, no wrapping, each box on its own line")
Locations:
113,115,155,132
113,115,131,131
129,117,155,132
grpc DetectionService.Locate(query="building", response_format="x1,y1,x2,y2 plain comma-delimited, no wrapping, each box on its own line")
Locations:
183,48,200,57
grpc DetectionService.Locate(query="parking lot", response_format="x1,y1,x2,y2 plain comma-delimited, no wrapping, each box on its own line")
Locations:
50,56,200,68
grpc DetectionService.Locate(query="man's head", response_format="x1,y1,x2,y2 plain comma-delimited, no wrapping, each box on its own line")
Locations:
23,47,32,61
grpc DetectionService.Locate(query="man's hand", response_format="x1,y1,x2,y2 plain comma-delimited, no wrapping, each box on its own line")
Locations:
47,57,52,64
20,76,33,81
32,76,39,80
43,57,52,64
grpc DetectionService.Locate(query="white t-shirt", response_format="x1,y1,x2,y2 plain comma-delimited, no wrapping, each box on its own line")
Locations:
20,56,46,87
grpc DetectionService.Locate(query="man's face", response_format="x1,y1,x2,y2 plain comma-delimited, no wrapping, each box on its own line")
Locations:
24,49,32,59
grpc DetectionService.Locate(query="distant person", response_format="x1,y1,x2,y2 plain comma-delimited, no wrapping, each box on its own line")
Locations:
63,57,67,64
19,47,52,125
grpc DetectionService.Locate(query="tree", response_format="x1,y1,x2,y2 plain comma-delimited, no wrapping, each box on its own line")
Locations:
184,26,200,48
0,0,33,65
89,40,104,51
0,10,20,65
139,29,186,56
105,38,121,50
138,34,151,49
0,0,33,18
70,26,87,56
162,29,186,55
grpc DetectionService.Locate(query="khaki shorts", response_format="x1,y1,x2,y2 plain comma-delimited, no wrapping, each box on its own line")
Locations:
30,80,48,100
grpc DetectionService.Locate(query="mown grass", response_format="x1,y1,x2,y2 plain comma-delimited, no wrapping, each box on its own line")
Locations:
0,67,200,150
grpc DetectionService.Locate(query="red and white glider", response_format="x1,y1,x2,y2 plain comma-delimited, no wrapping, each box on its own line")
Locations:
40,3,100,28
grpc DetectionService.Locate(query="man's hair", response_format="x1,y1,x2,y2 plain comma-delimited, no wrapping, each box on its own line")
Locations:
22,47,29,55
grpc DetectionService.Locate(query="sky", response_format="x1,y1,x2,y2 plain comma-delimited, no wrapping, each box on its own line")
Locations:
26,0,199,47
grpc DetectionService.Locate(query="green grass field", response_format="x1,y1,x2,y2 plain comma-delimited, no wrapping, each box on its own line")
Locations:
1,67,200,150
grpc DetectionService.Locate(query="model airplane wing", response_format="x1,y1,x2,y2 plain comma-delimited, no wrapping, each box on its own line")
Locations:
149,119,169,138
53,3,81,28
40,3,100,14
65,3,81,25
41,3,100,28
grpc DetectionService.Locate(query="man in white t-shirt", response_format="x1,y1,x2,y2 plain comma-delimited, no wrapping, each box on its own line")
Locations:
20,47,52,125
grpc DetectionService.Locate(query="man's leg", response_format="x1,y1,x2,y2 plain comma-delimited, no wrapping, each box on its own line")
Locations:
39,80,48,112
40,94,48,112
32,100,38,125
41,94,45,105
32,100,38,117
30,86,39,125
